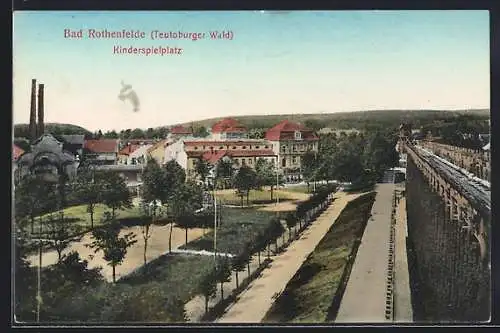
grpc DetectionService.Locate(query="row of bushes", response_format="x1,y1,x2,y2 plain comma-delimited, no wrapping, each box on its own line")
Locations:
296,184,337,219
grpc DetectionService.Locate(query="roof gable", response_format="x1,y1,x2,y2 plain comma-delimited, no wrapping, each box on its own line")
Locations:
265,120,317,141
13,144,25,161
211,118,247,133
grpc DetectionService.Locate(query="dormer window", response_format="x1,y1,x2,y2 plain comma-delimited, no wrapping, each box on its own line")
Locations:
294,131,302,140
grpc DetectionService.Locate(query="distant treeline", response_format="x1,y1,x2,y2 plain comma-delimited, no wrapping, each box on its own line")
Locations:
13,109,490,145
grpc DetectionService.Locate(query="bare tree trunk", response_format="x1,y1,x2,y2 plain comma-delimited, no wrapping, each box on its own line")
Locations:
169,223,173,253
289,228,292,241
235,271,239,289
220,281,224,300
267,243,270,259
112,265,116,283
205,296,209,314
246,191,250,206
57,247,62,262
270,185,274,201
247,261,250,278
257,251,261,265
143,238,148,265
90,206,94,229
185,228,188,246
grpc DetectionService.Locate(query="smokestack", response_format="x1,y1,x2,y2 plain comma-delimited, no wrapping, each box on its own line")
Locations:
29,79,37,142
37,84,45,137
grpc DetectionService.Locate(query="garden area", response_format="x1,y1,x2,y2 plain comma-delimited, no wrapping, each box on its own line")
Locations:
17,253,215,322
262,191,376,323
180,207,277,256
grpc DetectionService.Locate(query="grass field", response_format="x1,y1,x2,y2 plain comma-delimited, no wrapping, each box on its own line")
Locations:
24,204,144,237
180,207,277,256
283,185,312,194
262,192,376,323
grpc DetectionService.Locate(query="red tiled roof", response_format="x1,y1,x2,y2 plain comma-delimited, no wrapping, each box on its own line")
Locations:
187,149,276,164
211,118,247,133
228,149,276,157
265,120,318,141
13,144,24,161
184,140,268,147
119,144,140,156
170,125,193,135
202,150,228,164
84,139,119,153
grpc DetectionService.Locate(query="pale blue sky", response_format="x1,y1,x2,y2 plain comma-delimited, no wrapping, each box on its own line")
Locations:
13,10,489,131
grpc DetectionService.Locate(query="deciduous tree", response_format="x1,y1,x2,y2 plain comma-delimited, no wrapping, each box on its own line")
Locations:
87,212,137,283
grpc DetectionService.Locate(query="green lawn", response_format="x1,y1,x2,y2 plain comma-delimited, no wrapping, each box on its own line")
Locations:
180,207,276,256
262,192,376,323
215,189,306,206
283,185,313,194
24,204,144,239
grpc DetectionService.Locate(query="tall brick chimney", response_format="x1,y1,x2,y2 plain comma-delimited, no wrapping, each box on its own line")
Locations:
37,84,45,137
29,79,37,142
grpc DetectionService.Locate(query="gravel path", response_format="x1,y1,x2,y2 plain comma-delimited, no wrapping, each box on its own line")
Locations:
27,224,206,282
215,192,363,323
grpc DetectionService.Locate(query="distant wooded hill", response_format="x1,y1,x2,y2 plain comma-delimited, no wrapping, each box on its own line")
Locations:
14,123,93,139
177,109,490,131
13,109,490,140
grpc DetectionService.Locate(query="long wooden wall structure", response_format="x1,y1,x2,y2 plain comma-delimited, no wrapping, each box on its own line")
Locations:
402,139,490,322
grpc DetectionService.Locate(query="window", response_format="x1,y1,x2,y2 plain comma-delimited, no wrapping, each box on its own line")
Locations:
232,146,237,149
203,146,206,150
294,131,302,140
256,146,260,149
293,145,297,152
194,146,199,150
219,146,224,149
281,146,286,153
282,158,286,167
242,146,247,149
137,173,142,182
264,145,269,149
248,158,252,164
292,156,297,164
209,146,214,150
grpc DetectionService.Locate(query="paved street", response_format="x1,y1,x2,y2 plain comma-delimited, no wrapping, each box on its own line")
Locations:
216,191,364,323
335,183,395,323
393,187,413,322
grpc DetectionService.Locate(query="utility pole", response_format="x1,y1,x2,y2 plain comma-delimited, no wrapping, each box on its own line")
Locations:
214,196,217,263
276,152,280,205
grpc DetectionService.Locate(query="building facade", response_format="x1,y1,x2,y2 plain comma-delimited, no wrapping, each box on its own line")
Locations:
16,134,79,184
83,139,120,165
95,164,144,196
147,139,170,165
183,139,276,178
265,120,319,180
